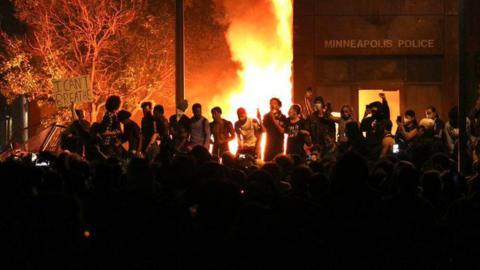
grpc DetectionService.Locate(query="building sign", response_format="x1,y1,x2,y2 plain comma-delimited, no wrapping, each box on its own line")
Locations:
314,16,444,55
52,75,92,108
323,39,436,49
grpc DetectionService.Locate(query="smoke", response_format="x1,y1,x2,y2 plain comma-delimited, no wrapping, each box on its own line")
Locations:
220,0,282,53
183,0,238,116
185,0,286,119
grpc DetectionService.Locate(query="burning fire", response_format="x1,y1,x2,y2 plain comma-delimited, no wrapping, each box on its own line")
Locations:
210,0,293,157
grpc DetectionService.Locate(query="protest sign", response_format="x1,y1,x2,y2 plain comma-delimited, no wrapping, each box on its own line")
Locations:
52,75,92,108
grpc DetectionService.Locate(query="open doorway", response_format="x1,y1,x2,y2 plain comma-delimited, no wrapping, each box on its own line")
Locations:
358,89,400,132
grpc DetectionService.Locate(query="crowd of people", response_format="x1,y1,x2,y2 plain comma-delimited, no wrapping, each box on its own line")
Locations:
58,90,480,171
1,90,480,269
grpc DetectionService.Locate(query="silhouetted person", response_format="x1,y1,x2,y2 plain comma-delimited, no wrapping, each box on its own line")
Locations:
285,104,310,158
303,87,314,118
189,103,211,151
210,106,235,157
408,118,448,169
61,109,90,156
306,96,335,150
380,119,395,159
395,109,418,151
426,105,444,140
169,100,190,152
140,102,156,152
153,104,169,141
469,96,480,143
361,93,390,158
445,106,471,156
153,104,172,162
327,152,383,269
84,123,107,161
118,110,141,157
338,121,368,157
263,98,287,161
329,104,354,143
100,95,122,157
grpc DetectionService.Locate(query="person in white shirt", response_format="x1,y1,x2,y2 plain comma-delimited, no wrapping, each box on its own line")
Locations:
234,107,262,159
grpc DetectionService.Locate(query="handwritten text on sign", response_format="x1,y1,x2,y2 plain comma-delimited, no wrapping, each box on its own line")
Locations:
52,75,92,108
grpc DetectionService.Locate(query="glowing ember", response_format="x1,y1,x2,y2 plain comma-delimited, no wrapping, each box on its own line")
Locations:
210,0,293,157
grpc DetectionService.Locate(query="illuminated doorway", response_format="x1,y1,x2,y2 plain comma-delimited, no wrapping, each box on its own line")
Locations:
358,89,400,132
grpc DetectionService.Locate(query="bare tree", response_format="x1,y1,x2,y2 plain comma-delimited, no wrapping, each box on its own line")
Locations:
1,0,175,123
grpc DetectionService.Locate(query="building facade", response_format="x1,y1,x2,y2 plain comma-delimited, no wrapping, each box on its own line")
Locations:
293,0,477,121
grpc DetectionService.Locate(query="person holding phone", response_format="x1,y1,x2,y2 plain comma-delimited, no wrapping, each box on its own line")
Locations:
426,105,444,140
395,110,419,150
263,98,287,161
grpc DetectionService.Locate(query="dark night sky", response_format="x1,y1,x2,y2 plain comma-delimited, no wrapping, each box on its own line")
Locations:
0,0,25,36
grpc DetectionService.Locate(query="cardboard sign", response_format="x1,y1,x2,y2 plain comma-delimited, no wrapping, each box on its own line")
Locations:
52,75,92,108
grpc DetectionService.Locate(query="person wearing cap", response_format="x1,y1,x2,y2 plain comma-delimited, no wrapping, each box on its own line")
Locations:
117,110,141,157
169,100,191,152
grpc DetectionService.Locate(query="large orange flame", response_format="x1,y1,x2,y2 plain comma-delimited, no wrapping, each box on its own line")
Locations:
210,0,293,157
